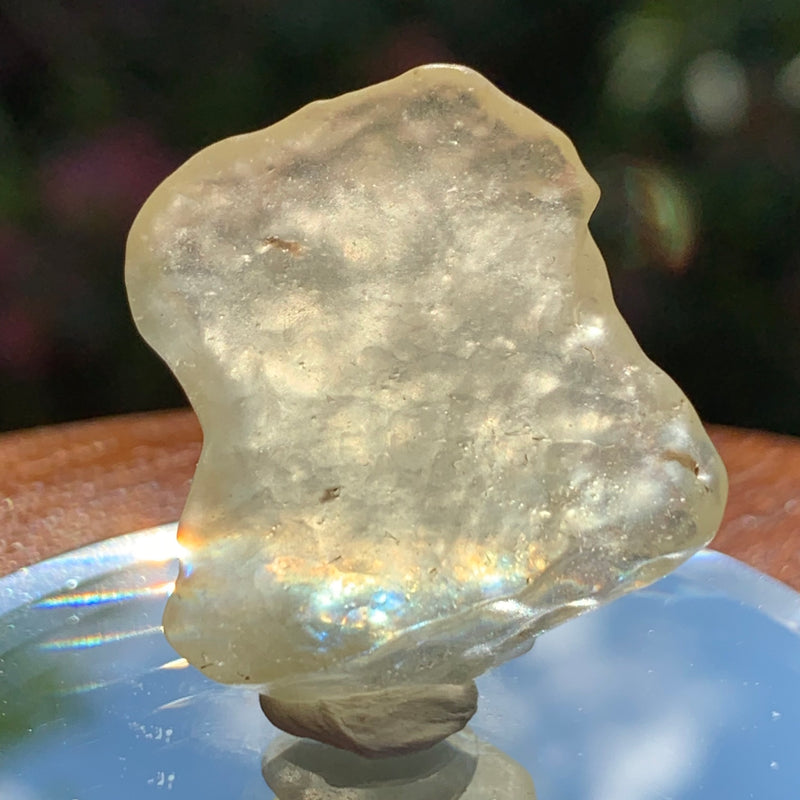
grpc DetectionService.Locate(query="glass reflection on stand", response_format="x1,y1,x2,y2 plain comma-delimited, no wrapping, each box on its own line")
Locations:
1,524,799,799
263,728,535,799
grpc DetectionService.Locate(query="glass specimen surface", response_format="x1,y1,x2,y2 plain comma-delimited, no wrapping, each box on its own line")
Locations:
124,65,727,754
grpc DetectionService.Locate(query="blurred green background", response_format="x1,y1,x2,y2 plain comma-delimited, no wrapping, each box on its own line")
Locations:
1,0,799,435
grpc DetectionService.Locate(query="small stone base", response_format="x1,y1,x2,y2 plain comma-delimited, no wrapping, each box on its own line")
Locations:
259,682,479,759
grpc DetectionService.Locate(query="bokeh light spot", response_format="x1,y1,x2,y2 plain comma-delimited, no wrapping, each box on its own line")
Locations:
684,51,749,134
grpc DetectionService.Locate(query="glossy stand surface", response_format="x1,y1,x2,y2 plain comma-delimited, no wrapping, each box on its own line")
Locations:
1,525,799,799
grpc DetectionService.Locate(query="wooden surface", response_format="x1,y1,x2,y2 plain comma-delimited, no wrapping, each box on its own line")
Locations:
1,410,799,591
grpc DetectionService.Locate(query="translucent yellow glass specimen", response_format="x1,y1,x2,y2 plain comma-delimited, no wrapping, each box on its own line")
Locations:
125,64,727,756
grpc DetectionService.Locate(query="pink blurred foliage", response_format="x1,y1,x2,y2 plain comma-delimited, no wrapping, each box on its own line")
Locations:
0,304,49,377
39,122,179,234
0,225,35,283
0,226,50,377
364,22,456,82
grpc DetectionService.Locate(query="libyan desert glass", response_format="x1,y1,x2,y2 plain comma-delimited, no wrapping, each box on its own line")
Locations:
1,525,799,799
125,66,726,754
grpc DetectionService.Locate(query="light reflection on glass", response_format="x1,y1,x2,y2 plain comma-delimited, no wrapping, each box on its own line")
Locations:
158,656,190,670
35,580,174,609
39,624,164,651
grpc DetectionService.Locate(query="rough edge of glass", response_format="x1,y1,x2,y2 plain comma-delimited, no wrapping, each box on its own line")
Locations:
1,526,798,636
